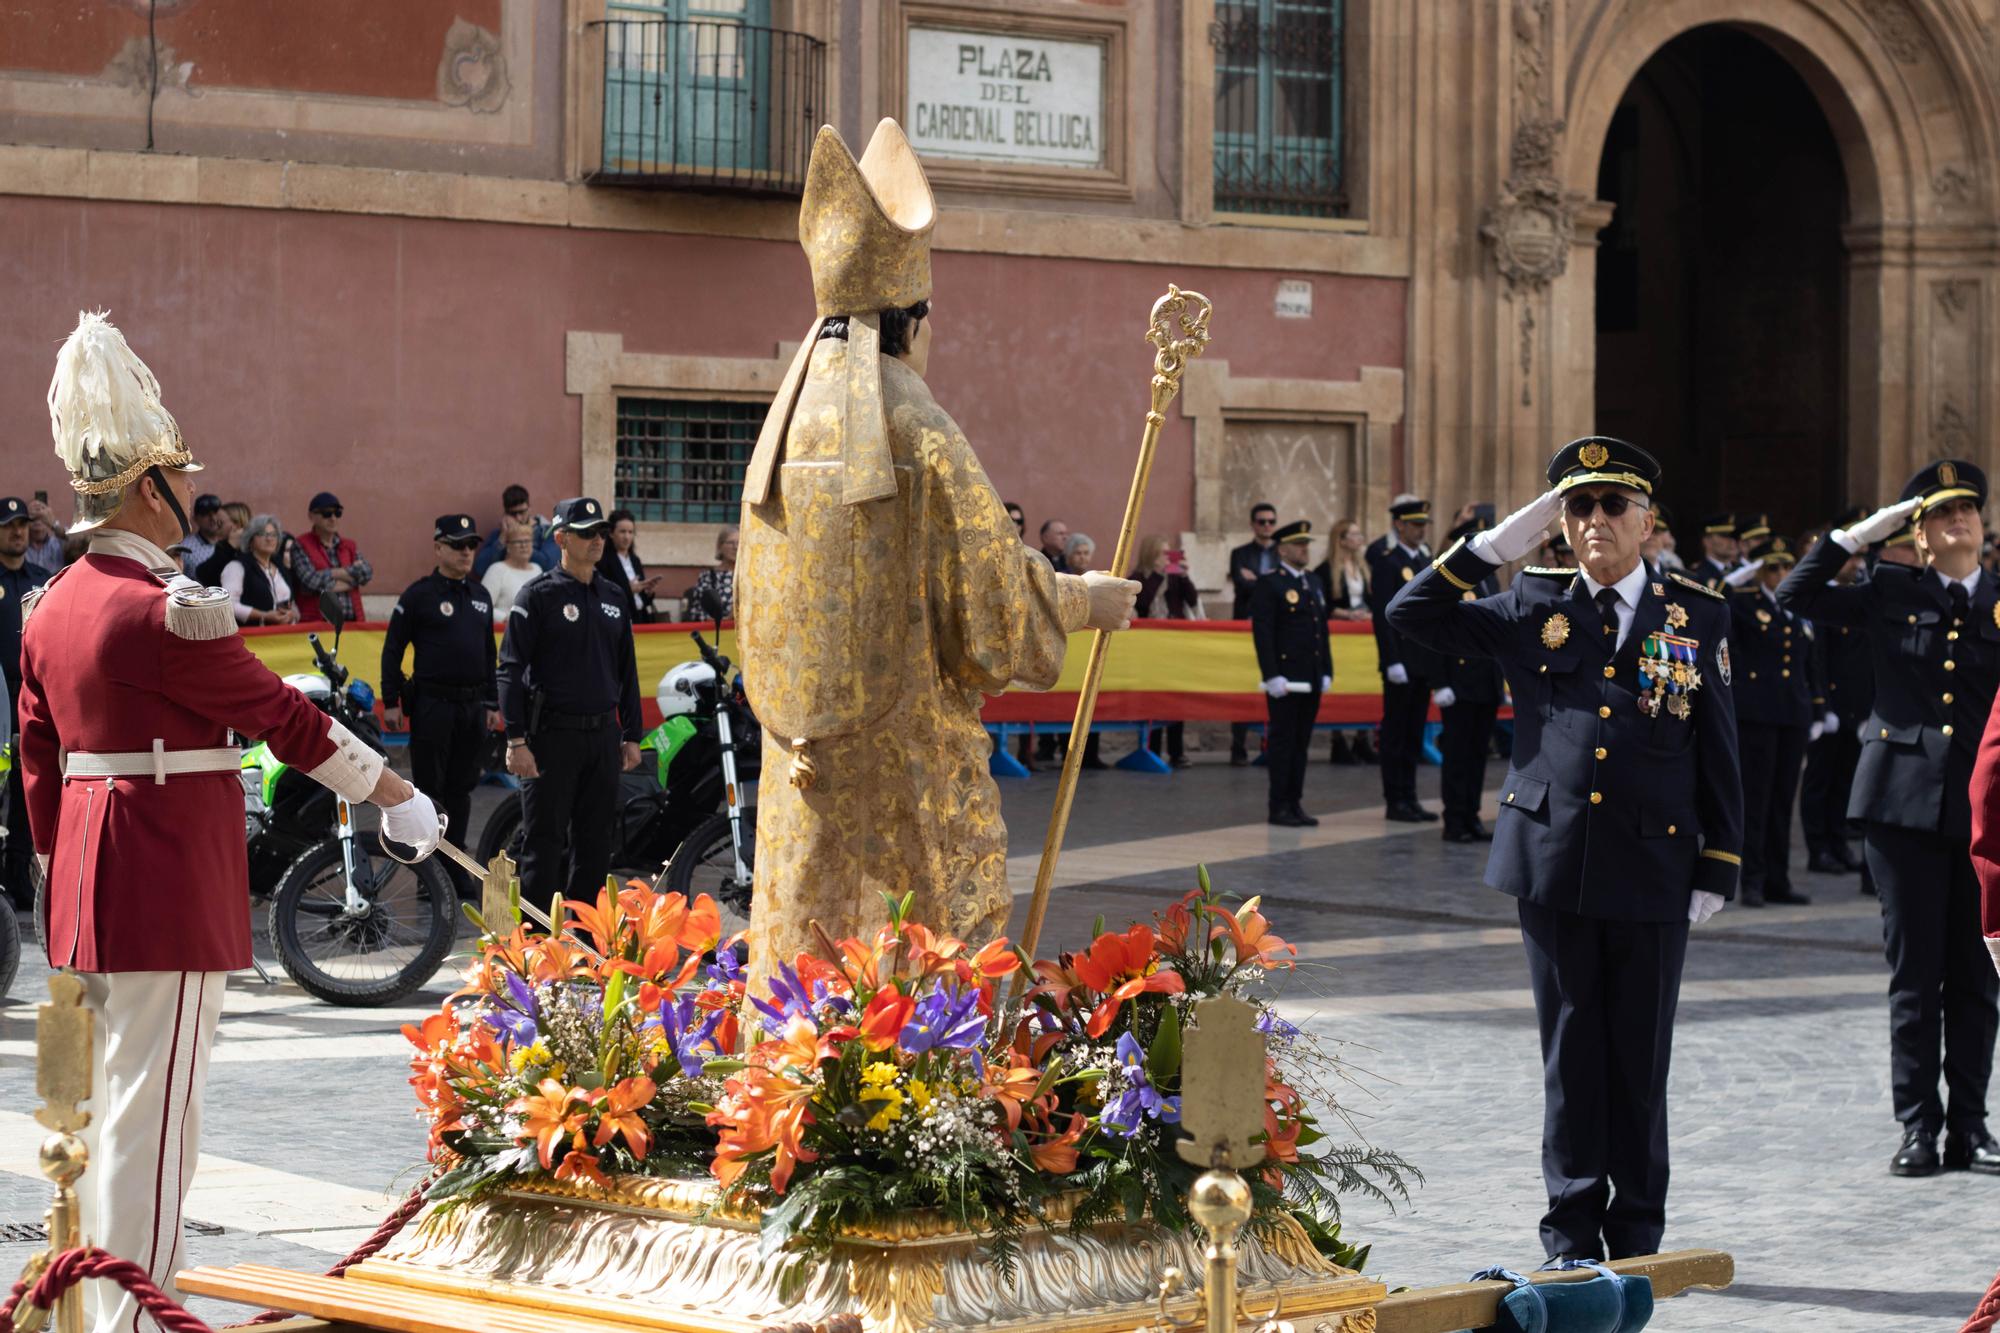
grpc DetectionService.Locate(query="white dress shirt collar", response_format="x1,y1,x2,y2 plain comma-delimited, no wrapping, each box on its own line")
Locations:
1578,561,1650,650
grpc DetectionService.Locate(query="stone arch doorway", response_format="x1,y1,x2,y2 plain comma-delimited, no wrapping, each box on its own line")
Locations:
1591,26,1848,539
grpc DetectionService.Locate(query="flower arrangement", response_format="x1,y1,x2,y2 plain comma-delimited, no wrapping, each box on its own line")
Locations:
405,870,1416,1277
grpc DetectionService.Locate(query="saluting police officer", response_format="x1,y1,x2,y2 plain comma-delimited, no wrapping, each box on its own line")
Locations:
381,513,498,893
1779,463,2000,1177
1435,506,1506,843
1367,497,1442,821
1800,508,1871,879
1733,514,1770,573
1389,436,1744,1263
1252,520,1332,827
1722,536,1814,906
499,497,644,903
1686,513,1737,591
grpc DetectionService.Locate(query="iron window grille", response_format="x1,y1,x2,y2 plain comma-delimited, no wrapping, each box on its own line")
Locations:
615,398,764,525
1210,0,1348,218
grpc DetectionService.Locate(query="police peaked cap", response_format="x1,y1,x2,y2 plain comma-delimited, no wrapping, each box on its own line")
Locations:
1271,519,1313,545
1745,535,1797,568
1701,511,1737,535
1735,513,1771,543
1546,436,1659,495
1448,511,1493,543
434,513,479,543
1388,499,1430,523
1901,458,1987,514
552,496,609,533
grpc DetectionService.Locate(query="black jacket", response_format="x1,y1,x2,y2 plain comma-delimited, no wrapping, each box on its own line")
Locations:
1388,544,1744,919
1228,540,1276,618
497,567,644,743
381,571,498,709
1367,540,1444,680
1686,556,1730,592
1777,538,2000,839
597,548,657,623
1438,570,1507,704
1726,586,1814,728
1250,563,1332,685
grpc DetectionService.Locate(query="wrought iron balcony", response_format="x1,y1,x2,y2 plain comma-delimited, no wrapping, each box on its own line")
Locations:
586,17,824,195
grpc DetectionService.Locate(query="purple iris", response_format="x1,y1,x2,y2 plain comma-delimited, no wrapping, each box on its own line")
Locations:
652,994,724,1077
749,962,851,1035
1253,1009,1301,1042
1101,1031,1181,1138
899,983,987,1054
482,972,540,1047
706,948,745,989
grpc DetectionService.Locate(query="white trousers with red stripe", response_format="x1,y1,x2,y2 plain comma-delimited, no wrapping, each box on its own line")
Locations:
75,971,227,1333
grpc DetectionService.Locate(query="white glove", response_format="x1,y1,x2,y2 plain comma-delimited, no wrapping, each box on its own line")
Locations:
1689,890,1725,926
1432,686,1457,709
1809,721,1825,742
1385,663,1409,686
1835,497,1922,551
1723,561,1763,588
1470,489,1564,565
380,788,441,856
1262,677,1290,698
1321,675,1333,694
1824,711,1840,733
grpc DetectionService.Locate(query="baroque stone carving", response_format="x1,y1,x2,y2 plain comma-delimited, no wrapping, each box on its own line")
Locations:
437,18,509,114
1864,0,1927,63
1935,166,1973,204
1936,277,1977,320
1935,401,1973,451
1481,121,1578,294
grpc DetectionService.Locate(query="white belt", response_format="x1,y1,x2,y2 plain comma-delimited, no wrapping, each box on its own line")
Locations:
66,741,242,784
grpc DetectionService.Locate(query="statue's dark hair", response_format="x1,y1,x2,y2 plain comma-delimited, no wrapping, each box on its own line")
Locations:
817,300,931,357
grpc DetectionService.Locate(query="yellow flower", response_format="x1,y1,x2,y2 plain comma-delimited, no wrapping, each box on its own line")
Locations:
863,1089,904,1132
509,1041,552,1073
860,1061,899,1089
906,1077,933,1112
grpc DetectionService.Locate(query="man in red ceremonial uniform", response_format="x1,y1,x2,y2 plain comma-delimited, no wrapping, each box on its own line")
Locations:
17,313,441,1333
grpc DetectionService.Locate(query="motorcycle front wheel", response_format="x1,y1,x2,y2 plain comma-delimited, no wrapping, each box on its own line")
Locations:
269,837,456,1006
0,897,19,999
663,809,755,939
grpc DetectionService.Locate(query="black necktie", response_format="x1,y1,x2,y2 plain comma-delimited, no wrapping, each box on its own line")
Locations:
1951,582,1970,624
1596,588,1622,644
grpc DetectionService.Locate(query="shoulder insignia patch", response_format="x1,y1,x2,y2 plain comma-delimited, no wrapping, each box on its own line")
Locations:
1668,571,1726,600
164,579,238,641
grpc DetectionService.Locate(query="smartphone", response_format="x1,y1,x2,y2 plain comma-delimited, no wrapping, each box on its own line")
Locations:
1164,548,1187,575
1474,502,1495,526
33,490,47,504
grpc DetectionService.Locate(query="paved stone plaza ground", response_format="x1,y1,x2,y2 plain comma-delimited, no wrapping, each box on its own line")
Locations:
3,749,1995,1330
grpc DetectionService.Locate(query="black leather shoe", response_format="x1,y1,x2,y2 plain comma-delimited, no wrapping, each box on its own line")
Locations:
1468,819,1492,841
1442,825,1478,843
1834,842,1865,872
1230,752,1250,767
1289,805,1321,827
1765,885,1813,905
1739,888,1766,908
1412,803,1440,821
1384,803,1427,823
1806,853,1849,875
1944,1130,2000,1174
1892,1127,1941,1177
1268,810,1310,828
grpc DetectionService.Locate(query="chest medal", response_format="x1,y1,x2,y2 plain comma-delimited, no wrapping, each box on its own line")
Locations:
1637,631,1702,720
1541,613,1571,649
1665,602,1688,630
439,601,455,618
562,603,580,622
1401,566,1414,582
1285,589,1300,605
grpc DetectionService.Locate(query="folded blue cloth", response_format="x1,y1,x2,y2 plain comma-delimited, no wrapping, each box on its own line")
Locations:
1467,1261,1654,1333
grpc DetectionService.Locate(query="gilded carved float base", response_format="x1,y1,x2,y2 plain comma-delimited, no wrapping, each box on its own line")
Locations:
334,1176,1385,1333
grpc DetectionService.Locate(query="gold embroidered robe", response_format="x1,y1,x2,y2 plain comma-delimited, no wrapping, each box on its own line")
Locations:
738,342,1088,978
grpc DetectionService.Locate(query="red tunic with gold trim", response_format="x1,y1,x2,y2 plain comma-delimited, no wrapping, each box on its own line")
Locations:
18,534,379,972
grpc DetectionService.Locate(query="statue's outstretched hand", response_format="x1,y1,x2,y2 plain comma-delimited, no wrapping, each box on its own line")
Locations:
1082,571,1140,631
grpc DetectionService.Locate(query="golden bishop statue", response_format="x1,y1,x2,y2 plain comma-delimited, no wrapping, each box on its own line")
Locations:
737,118,1135,979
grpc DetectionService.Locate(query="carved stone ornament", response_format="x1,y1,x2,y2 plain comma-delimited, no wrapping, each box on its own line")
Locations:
1865,0,1926,63
1935,166,1974,204
1482,180,1576,293
1936,401,1973,452
437,17,510,114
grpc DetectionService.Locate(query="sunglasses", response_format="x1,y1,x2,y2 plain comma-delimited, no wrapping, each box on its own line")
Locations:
439,538,480,550
1564,492,1646,520
1253,516,1277,526
315,507,343,519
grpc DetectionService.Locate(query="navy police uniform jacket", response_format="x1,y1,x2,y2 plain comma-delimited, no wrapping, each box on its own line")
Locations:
1251,563,1333,684
1440,570,1507,705
498,566,644,743
380,571,498,709
1726,587,1814,728
1367,541,1444,680
1388,541,1745,920
1777,538,2000,839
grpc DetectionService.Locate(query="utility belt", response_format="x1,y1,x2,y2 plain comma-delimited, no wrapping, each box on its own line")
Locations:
411,680,487,705
66,743,241,784
533,707,618,734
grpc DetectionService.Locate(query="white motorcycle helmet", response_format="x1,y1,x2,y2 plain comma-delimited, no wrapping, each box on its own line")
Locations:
657,661,716,720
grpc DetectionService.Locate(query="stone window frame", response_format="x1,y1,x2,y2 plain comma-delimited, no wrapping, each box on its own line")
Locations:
878,0,1135,203
567,330,792,566
1180,358,1404,583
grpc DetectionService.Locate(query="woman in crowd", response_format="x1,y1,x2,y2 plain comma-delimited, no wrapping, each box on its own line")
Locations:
1131,534,1201,767
194,501,251,586
1051,532,1106,770
688,525,738,621
222,513,299,626
1312,517,1376,765
599,509,662,623
481,518,541,622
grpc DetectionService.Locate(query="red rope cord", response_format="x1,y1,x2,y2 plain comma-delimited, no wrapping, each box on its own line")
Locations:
0,1247,215,1333
1963,1266,2000,1333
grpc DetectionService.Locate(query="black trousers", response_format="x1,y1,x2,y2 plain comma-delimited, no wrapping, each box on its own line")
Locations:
1799,725,1860,854
3,758,30,910
1862,822,1999,1137
408,691,487,895
1438,699,1497,828
1264,690,1320,813
519,723,621,908
1737,721,1807,898
1146,722,1186,763
1378,676,1430,807
1518,898,1689,1261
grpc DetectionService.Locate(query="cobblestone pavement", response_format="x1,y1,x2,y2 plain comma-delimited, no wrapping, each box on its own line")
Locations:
3,751,1995,1330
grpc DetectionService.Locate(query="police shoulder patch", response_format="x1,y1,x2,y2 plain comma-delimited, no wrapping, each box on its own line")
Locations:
1668,570,1726,600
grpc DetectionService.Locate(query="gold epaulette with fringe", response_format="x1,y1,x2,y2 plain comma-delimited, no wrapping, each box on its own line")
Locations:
1668,570,1726,600
164,578,237,640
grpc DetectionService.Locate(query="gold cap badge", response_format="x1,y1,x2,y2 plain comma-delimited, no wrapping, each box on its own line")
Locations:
1578,441,1609,469
1941,461,1959,487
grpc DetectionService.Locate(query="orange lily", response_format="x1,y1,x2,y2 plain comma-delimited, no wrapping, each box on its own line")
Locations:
965,938,1021,982
1211,903,1296,970
510,1078,591,1170
1028,1112,1087,1174
857,990,915,1052
565,885,627,957
590,1074,658,1158
980,1052,1044,1133
554,1148,612,1190
1070,925,1186,1037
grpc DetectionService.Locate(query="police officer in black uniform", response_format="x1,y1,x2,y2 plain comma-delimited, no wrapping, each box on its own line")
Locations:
1800,508,1871,877
1779,462,2000,1177
1252,520,1332,827
1686,513,1737,591
0,496,52,908
1434,507,1506,842
1721,536,1814,906
381,513,497,894
499,497,644,903
1368,497,1442,821
1389,436,1744,1262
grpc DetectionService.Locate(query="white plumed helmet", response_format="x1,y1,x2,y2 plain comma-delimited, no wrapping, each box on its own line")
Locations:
48,311,202,534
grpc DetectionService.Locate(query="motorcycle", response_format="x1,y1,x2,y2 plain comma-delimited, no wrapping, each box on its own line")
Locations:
475,624,758,932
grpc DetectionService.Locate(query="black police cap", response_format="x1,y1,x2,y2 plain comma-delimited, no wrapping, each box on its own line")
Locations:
434,513,480,544
1271,519,1313,545
1745,535,1797,568
1702,511,1736,535
1735,513,1771,543
1448,511,1493,543
1545,436,1659,495
1388,498,1430,523
552,496,609,534
1899,458,1987,514
0,497,27,526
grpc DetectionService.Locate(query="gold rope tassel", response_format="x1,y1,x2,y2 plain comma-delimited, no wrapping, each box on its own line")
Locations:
787,737,818,791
